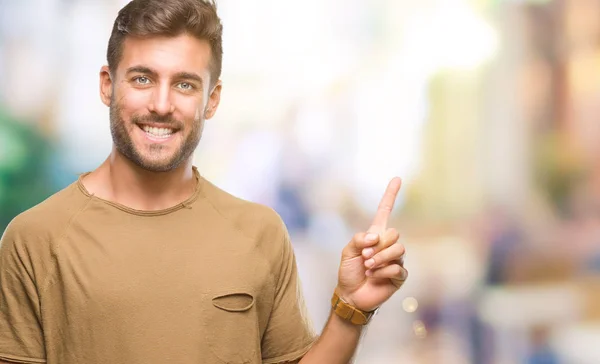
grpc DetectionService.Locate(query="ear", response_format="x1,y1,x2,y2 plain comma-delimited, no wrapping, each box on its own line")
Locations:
204,80,222,120
99,65,113,107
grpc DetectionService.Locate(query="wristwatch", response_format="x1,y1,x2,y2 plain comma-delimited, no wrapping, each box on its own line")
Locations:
331,291,378,325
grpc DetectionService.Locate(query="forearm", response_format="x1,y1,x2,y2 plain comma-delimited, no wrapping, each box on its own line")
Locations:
299,311,364,364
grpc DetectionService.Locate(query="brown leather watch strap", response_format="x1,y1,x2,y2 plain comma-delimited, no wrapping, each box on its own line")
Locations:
331,291,377,325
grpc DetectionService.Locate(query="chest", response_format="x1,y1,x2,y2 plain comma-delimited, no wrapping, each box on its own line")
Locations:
45,216,274,322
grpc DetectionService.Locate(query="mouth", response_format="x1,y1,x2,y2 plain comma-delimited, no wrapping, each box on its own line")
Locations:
137,124,179,142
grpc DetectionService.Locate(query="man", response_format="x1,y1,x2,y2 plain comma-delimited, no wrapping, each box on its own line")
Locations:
0,0,407,363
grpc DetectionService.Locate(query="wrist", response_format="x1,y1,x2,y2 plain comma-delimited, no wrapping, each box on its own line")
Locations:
334,287,378,312
331,288,378,326
330,307,365,331
334,287,356,307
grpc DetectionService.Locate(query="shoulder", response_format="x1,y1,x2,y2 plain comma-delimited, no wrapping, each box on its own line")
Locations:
1,181,91,247
198,177,288,245
0,181,91,286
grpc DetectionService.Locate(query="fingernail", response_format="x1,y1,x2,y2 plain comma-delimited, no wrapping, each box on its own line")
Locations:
365,233,378,242
401,269,408,280
365,259,375,268
362,248,374,258
365,270,373,277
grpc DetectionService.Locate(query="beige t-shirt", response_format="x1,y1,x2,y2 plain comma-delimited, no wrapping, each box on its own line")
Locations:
0,167,316,364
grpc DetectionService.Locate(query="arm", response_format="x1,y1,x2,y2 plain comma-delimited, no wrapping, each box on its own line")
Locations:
283,311,362,364
0,221,46,363
299,311,362,364
300,178,407,364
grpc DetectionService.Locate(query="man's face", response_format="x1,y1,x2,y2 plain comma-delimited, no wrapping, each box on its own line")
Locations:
100,34,221,172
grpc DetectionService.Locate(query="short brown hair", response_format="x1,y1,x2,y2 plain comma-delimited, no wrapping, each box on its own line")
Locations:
107,0,223,86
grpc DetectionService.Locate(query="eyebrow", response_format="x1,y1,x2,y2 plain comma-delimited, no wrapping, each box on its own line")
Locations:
126,66,157,77
126,66,204,86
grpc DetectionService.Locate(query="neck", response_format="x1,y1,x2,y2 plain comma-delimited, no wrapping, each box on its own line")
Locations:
86,147,197,211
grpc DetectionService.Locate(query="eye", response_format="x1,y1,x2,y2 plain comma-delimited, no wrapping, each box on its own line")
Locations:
177,82,194,91
134,76,150,84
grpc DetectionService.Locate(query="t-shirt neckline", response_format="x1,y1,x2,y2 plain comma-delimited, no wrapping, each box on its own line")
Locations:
76,166,203,216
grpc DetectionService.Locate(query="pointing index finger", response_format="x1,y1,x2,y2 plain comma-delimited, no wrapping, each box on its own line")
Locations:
369,177,402,233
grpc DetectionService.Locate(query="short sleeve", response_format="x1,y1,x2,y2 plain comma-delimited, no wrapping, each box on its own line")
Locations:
0,223,46,363
261,225,317,364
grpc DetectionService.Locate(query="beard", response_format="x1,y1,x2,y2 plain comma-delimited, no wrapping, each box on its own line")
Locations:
109,98,204,173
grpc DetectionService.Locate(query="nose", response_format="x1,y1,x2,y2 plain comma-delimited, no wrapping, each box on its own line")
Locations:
148,82,175,115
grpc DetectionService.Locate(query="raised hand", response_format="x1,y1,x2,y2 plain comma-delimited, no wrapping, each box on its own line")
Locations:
336,178,407,312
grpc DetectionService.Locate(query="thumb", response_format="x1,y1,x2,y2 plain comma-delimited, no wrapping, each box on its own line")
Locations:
342,232,380,260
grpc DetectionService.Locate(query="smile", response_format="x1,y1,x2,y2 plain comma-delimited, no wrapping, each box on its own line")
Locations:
137,124,178,143
142,125,174,138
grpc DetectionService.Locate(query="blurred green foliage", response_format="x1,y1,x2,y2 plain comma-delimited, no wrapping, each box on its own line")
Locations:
0,107,56,234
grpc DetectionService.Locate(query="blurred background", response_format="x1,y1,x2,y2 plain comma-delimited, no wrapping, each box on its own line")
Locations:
1,0,600,362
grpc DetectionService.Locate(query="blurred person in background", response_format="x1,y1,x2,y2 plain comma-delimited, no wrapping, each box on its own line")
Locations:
526,326,559,364
0,1,408,363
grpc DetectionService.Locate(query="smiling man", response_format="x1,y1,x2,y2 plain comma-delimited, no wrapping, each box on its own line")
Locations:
0,1,407,363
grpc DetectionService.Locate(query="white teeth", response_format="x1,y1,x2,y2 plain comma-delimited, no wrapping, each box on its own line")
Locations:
142,125,174,138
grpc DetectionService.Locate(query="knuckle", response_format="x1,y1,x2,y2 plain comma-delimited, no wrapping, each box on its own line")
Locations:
353,232,364,243
373,251,387,263
396,243,406,255
380,204,393,212
342,245,353,257
371,257,379,267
